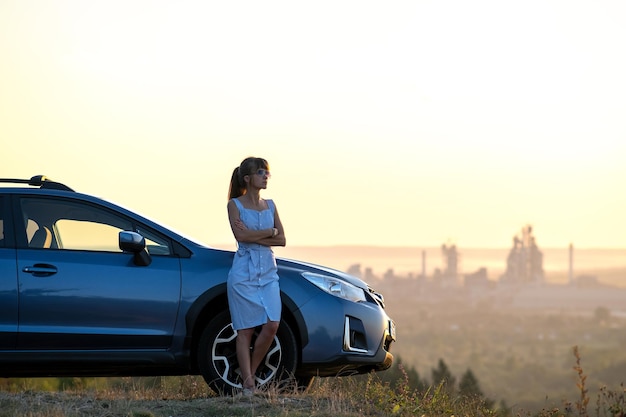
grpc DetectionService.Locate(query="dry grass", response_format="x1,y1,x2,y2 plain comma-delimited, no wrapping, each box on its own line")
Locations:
1,348,625,417
0,379,367,417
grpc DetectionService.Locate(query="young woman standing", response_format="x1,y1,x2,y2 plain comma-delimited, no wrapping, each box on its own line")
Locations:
226,156,286,396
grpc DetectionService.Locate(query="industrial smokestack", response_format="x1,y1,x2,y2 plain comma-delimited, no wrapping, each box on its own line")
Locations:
568,243,574,285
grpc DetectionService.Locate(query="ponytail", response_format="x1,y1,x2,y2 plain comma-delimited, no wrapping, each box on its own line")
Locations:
228,167,245,200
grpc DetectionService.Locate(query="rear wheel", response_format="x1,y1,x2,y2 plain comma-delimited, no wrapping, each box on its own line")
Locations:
197,309,298,395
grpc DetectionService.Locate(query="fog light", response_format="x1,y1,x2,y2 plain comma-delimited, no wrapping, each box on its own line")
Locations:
343,316,368,353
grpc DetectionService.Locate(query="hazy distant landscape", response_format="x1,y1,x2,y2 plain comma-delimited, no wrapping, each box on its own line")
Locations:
276,245,626,412
274,245,626,287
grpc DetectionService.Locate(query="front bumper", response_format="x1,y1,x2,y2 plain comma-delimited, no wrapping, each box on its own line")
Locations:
295,292,396,377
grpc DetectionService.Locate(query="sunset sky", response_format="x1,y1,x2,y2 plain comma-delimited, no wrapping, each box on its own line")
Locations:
2,0,625,249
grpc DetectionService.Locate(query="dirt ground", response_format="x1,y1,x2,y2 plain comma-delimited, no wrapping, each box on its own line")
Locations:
0,390,334,417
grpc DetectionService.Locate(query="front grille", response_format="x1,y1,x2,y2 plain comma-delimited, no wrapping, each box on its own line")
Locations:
368,287,385,308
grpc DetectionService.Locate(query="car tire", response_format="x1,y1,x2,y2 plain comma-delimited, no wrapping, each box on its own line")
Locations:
197,309,298,395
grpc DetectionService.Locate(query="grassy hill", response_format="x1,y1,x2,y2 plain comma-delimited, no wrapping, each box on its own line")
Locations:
1,354,623,417
379,274,626,412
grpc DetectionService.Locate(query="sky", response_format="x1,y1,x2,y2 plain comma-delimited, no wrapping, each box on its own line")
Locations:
2,0,625,249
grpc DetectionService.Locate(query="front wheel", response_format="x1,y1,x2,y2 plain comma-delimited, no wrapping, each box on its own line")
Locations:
197,309,298,395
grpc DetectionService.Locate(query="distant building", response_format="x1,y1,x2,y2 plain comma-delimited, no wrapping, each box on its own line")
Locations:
500,225,544,285
364,267,376,281
347,264,362,278
464,267,489,287
435,243,460,286
383,268,395,280
441,243,458,277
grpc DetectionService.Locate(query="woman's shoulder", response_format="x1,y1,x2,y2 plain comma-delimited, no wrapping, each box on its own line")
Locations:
228,198,244,209
265,198,276,211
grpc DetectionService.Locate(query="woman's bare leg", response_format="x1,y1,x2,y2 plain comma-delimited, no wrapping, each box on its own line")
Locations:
235,328,255,389
250,321,280,377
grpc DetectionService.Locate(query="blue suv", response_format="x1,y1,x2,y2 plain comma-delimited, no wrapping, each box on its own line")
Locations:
0,176,395,394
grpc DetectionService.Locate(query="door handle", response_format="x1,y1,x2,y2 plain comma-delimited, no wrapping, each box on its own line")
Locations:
22,264,58,277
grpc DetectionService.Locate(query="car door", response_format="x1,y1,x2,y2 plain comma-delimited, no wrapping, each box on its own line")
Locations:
15,196,181,350
0,196,18,349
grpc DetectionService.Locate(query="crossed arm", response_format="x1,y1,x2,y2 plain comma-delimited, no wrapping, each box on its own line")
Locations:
227,199,286,247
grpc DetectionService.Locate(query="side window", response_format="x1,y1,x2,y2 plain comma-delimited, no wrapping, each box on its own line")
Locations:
137,227,172,256
20,198,133,252
55,219,127,251
19,197,173,255
25,219,39,243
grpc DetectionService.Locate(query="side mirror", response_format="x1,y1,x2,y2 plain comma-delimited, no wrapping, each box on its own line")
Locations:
119,231,152,266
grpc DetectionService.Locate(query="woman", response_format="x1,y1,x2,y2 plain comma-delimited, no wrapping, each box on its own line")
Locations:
226,156,286,396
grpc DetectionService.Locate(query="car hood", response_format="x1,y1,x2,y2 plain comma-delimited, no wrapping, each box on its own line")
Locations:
276,257,370,291
190,244,373,292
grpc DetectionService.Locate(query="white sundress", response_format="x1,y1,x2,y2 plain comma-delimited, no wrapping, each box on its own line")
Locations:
227,198,281,330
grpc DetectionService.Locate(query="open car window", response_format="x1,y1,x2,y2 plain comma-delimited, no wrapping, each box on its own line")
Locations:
136,227,172,256
19,197,171,255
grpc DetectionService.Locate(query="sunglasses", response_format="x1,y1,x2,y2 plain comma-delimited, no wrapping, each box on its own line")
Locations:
254,169,271,178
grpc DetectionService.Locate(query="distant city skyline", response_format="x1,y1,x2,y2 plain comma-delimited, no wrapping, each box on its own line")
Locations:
270,245,626,287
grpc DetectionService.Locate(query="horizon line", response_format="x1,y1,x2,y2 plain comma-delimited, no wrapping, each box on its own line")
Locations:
210,243,626,250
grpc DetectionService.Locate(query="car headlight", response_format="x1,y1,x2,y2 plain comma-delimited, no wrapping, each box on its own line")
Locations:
301,272,366,303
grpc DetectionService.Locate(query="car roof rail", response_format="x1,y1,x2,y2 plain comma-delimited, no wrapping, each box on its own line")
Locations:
0,175,74,191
